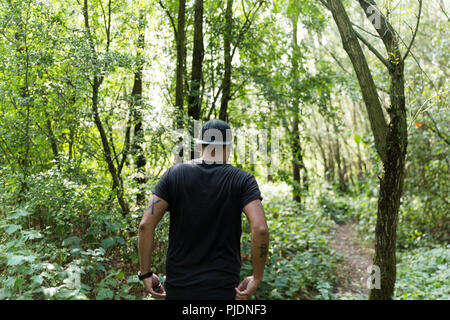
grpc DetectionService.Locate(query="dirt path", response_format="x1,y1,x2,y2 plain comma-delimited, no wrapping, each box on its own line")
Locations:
330,223,374,299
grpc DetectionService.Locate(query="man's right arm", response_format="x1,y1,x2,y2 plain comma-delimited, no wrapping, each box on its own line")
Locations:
235,199,269,300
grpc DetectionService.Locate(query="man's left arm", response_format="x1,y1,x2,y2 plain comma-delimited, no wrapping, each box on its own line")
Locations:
138,195,169,298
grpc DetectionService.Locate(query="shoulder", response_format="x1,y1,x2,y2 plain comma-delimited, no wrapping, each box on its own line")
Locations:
164,163,188,175
164,161,199,176
225,164,255,180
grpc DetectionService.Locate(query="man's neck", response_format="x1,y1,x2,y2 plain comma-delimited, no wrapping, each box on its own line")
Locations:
200,155,227,163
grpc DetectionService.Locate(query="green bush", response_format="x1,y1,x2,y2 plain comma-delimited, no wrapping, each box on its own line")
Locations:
396,195,449,250
0,167,145,300
318,187,352,225
395,245,450,300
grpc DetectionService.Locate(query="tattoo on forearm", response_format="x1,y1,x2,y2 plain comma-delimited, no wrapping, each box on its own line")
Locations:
259,244,268,258
148,197,162,215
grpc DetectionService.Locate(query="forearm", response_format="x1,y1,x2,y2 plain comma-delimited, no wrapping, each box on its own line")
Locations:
138,223,156,273
250,227,269,281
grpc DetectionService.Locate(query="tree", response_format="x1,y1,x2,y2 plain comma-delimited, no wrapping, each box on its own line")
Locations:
188,0,205,122
81,0,130,215
324,0,422,299
218,0,233,121
288,2,307,203
131,9,147,206
218,0,266,121
176,0,187,128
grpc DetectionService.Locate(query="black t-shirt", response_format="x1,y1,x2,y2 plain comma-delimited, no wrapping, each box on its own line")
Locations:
153,159,262,289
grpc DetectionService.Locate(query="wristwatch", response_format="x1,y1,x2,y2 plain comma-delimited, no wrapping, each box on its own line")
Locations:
138,270,153,281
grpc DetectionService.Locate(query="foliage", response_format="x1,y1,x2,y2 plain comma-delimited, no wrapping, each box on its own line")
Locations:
318,184,352,225
240,183,341,300
0,167,145,300
395,245,450,300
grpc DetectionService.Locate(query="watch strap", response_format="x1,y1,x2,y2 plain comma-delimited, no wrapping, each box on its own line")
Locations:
138,270,153,280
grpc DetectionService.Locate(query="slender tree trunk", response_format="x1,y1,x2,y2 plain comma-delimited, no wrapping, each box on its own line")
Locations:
45,115,59,163
83,0,129,215
219,0,233,121
370,61,407,300
68,127,74,160
289,13,304,203
131,10,147,206
315,135,329,179
188,0,204,159
291,117,301,202
175,0,186,128
92,79,129,215
325,123,335,182
12,4,31,200
188,0,204,118
334,138,347,192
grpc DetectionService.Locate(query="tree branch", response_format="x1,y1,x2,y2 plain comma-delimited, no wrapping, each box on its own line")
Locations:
158,0,178,40
403,0,422,61
439,0,450,22
327,0,389,163
354,30,390,68
424,111,450,146
358,0,400,63
231,0,265,60
321,0,390,68
351,21,380,38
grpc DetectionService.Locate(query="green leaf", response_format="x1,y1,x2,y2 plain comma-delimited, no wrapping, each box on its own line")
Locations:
22,230,43,240
62,236,81,247
31,275,44,285
4,224,22,234
127,275,139,284
43,287,58,298
101,237,115,249
56,287,78,299
97,288,114,300
7,254,36,266
7,209,32,220
0,288,12,300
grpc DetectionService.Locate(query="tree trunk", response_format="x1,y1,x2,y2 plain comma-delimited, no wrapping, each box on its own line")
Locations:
370,61,408,300
219,0,233,121
188,0,204,159
45,115,59,164
188,0,204,121
289,12,306,203
175,0,186,128
68,127,74,161
83,0,129,215
291,117,302,203
131,10,147,206
92,80,129,215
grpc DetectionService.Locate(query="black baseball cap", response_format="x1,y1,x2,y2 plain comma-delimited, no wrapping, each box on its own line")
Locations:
196,119,232,145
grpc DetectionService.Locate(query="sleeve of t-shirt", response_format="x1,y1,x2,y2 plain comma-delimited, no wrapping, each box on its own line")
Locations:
152,167,171,204
240,173,263,209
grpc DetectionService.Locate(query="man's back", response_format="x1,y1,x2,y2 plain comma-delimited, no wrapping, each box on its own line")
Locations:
153,159,262,293
138,119,268,300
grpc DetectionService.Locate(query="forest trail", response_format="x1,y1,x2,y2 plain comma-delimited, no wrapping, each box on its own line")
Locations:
330,224,374,298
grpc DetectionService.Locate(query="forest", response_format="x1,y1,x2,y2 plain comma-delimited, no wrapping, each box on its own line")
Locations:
0,0,448,300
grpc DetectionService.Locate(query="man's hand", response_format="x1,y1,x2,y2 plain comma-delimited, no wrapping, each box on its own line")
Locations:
234,276,261,300
143,274,166,299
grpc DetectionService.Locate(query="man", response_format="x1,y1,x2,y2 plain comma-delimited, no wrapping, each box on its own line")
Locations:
137,119,269,300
